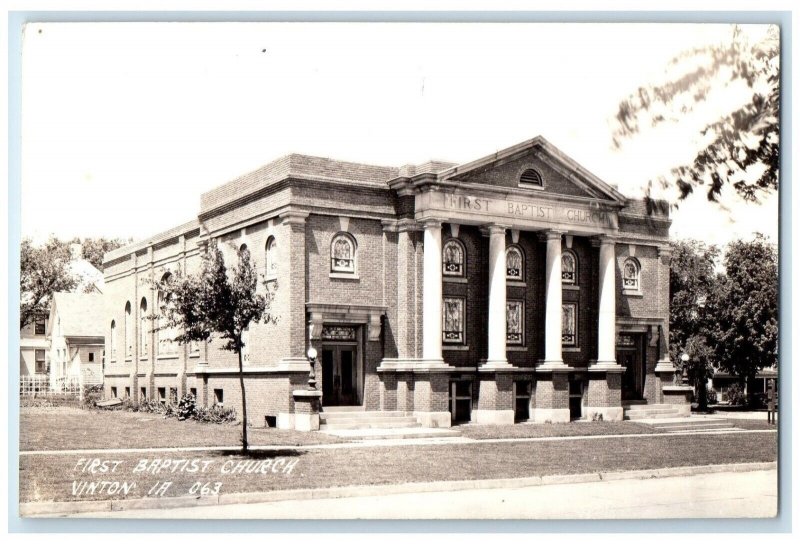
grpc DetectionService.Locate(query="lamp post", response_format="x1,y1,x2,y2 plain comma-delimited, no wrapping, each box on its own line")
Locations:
307,346,318,391
680,353,690,386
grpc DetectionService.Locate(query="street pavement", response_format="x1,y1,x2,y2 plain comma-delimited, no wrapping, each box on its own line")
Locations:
76,468,778,520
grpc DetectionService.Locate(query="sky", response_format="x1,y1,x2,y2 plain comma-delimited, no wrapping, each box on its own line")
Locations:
19,22,779,247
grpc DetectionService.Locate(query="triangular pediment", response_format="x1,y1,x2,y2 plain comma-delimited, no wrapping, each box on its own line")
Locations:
438,137,626,204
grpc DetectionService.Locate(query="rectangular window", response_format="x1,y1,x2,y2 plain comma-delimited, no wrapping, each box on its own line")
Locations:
562,303,578,347
88,352,95,362
214,388,224,407
506,300,525,345
190,387,197,399
158,387,166,405
34,349,46,374
124,387,131,399
140,387,147,401
111,386,118,398
442,297,465,344
169,387,178,405
35,319,46,335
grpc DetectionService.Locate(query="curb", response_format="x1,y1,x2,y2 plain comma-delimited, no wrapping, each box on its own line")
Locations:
20,461,777,517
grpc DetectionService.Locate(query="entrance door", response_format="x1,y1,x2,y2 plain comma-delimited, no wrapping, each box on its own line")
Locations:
321,345,357,406
618,334,645,401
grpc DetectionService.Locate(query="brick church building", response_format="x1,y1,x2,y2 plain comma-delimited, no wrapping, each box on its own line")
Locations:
103,136,688,430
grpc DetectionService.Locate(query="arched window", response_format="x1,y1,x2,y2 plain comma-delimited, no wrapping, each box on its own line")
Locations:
110,320,117,361
506,245,524,280
139,298,148,357
442,239,465,277
330,233,356,274
561,250,577,285
124,302,132,358
157,273,177,356
239,243,250,262
519,168,543,187
265,236,277,280
623,258,641,291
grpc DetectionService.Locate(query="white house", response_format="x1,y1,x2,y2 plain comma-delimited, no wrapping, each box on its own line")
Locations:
47,292,105,389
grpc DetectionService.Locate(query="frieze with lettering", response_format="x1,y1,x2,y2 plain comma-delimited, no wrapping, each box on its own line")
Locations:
437,193,616,228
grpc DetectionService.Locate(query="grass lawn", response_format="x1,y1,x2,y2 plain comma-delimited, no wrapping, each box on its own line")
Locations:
19,432,777,503
19,407,346,452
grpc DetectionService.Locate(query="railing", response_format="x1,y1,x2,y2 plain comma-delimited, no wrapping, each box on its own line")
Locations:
20,375,83,397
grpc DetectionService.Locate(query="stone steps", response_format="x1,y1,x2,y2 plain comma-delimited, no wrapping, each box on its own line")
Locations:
624,408,684,420
319,408,422,431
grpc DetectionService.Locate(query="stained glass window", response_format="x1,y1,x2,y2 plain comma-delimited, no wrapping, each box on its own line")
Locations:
623,258,641,290
506,246,524,280
331,233,356,273
562,250,577,284
442,298,465,343
442,239,465,277
506,300,524,345
562,303,577,347
265,236,277,279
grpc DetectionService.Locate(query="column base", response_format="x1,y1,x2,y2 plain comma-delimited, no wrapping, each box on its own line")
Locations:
585,406,624,422
413,411,452,428
473,409,515,425
531,408,571,424
536,360,571,372
481,359,512,370
589,360,625,373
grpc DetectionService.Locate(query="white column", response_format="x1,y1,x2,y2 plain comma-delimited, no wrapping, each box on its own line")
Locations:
594,235,620,368
485,224,510,368
422,219,444,363
541,230,567,369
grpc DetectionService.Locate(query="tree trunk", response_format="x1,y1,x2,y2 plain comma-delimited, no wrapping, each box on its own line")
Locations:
237,345,248,453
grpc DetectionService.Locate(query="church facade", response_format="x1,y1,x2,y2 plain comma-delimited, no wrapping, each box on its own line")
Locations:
102,136,686,430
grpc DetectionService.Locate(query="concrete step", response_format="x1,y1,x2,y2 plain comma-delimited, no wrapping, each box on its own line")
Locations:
320,420,422,431
321,406,366,413
319,416,420,426
624,409,682,420
320,410,412,420
623,403,675,411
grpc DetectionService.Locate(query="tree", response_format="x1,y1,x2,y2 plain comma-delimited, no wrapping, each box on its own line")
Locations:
682,335,715,411
20,236,77,328
613,25,779,204
710,234,778,402
154,241,276,452
668,239,720,363
79,237,131,271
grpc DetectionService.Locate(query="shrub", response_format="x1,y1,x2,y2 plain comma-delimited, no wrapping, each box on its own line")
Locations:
194,405,237,424
176,393,197,421
706,388,718,405
80,384,104,409
726,383,747,406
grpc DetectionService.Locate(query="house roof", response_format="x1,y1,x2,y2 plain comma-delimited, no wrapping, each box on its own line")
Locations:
49,292,106,338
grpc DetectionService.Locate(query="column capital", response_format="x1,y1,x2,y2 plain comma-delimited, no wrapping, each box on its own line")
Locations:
481,223,512,236
591,234,618,247
420,217,446,229
539,229,566,242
